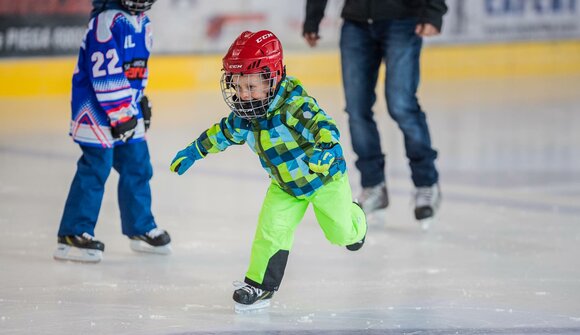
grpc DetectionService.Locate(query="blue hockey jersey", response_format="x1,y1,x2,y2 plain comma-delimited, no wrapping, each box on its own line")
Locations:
70,9,151,148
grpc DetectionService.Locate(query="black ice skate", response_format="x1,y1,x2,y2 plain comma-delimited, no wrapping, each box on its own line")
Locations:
53,233,105,263
346,235,365,251
414,183,441,230
129,228,172,254
232,281,274,313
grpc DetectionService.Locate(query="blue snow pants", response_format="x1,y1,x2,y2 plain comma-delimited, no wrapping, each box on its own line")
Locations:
58,141,156,237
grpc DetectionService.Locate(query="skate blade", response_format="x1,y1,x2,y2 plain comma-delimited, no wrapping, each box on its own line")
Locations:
234,300,271,314
53,244,102,263
367,208,387,226
130,240,172,255
418,217,435,231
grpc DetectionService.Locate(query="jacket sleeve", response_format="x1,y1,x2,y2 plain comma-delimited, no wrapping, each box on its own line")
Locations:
87,14,136,127
420,0,448,32
302,0,328,35
285,97,340,146
195,112,247,155
309,109,340,147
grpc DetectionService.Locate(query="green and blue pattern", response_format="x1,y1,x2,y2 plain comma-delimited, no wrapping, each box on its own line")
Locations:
193,77,346,198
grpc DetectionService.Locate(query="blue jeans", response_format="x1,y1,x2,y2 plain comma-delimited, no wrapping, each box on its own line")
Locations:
58,141,156,237
340,19,438,188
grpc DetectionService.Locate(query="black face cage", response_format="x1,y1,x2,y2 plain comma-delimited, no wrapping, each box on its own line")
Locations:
121,0,156,12
220,71,278,120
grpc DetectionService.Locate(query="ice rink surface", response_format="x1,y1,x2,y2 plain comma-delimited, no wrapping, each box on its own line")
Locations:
1,74,579,334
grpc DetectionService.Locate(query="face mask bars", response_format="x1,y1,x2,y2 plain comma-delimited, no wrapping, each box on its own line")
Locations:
220,71,278,120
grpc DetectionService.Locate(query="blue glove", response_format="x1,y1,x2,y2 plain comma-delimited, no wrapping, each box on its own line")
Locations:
308,143,342,174
170,141,205,175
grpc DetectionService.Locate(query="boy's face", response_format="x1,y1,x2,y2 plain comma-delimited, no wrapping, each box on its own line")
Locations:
220,70,278,119
229,73,270,101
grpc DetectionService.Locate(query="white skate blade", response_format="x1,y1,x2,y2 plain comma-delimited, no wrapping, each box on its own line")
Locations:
367,208,387,226
130,240,172,255
234,300,271,314
418,217,436,231
53,244,102,263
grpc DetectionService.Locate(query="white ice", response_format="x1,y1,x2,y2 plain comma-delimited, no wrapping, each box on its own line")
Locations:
1,75,579,334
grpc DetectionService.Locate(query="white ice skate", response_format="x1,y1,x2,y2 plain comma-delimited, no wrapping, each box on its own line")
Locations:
232,281,273,314
53,233,104,263
129,228,172,255
234,299,271,314
414,184,441,230
356,182,389,214
54,244,103,263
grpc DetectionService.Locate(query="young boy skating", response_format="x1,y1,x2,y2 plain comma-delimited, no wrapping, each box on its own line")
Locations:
170,30,366,312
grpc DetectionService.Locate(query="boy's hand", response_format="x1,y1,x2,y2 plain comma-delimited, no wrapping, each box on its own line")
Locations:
111,116,138,143
140,95,152,131
170,142,204,175
308,143,340,174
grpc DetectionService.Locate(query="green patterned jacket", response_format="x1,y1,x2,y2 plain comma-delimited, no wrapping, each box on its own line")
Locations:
191,76,346,198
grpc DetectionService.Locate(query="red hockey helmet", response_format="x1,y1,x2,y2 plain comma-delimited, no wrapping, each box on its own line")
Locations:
221,30,286,119
222,30,284,79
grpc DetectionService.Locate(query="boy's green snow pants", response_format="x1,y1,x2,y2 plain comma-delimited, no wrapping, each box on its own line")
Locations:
244,175,366,291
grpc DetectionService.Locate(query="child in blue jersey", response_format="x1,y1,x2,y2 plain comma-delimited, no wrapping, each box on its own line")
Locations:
54,0,171,263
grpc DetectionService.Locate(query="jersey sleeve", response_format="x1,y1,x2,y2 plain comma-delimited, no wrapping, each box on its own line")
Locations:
86,13,135,127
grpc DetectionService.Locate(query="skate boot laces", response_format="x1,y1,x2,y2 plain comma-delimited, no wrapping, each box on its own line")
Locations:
237,282,263,296
359,183,384,202
145,228,165,239
415,184,440,208
356,182,388,213
81,232,96,241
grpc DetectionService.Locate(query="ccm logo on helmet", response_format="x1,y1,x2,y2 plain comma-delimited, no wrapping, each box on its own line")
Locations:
256,33,273,43
229,64,243,69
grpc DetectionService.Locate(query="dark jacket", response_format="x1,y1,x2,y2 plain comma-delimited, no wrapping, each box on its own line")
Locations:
303,0,448,34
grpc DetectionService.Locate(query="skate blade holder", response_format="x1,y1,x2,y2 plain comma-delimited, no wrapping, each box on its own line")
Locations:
53,244,103,263
234,300,271,314
130,240,172,255
367,208,387,225
418,217,436,231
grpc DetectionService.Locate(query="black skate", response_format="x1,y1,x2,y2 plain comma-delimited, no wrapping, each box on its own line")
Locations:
232,281,274,313
129,228,172,254
346,235,365,251
53,233,105,263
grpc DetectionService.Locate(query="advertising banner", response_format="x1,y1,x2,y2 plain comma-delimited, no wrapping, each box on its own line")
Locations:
437,0,580,44
0,0,90,57
1,0,579,57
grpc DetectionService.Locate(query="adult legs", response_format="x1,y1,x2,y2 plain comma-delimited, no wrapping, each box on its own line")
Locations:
340,20,385,188
383,19,438,187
